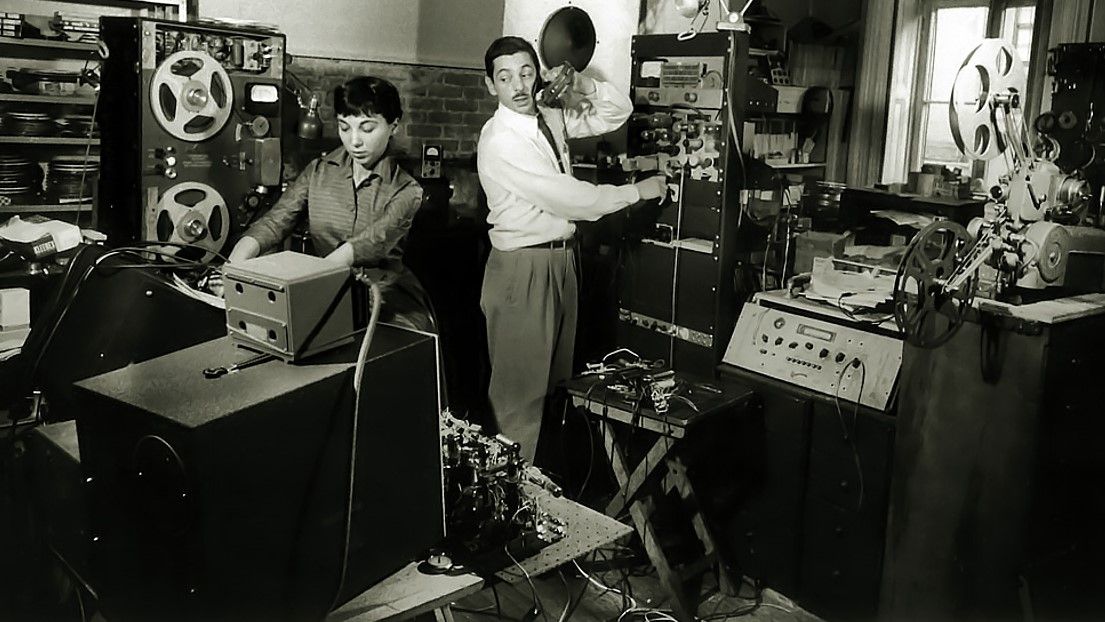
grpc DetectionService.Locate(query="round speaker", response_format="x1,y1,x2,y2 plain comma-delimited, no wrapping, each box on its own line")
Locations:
539,6,596,71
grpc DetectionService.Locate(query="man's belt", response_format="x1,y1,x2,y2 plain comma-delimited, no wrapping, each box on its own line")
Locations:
519,237,576,250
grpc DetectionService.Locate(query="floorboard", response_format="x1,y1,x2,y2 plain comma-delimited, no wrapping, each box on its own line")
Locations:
450,562,821,622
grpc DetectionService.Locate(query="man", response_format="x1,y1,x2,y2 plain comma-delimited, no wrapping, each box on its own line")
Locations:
477,36,666,461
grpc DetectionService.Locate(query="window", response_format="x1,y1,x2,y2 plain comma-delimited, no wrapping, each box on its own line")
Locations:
899,1,1038,188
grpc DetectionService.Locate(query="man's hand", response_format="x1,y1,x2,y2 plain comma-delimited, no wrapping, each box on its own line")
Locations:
540,63,595,109
633,175,669,202
227,236,260,263
571,70,596,96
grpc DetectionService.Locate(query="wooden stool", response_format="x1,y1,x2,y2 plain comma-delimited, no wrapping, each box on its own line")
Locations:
565,373,755,621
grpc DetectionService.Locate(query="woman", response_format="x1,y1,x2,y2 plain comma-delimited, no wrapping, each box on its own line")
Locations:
228,76,432,331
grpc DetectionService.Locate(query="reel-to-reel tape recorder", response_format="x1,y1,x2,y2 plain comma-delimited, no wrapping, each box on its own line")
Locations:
98,18,285,262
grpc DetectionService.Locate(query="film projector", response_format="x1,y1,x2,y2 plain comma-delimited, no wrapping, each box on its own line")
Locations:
892,39,1105,348
98,18,285,261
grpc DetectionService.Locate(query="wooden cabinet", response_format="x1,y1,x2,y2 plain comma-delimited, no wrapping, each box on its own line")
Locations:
718,366,896,620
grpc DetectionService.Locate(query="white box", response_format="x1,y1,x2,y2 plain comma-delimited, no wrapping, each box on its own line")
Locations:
0,287,30,330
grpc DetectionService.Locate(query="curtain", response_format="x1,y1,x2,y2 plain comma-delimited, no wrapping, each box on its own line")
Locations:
847,0,898,186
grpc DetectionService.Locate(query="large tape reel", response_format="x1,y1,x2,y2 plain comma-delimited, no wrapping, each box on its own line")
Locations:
950,39,1027,161
154,182,230,262
150,50,233,142
893,221,978,348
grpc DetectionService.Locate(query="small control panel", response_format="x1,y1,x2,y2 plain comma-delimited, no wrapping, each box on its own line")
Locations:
722,295,903,411
620,308,714,349
633,56,726,109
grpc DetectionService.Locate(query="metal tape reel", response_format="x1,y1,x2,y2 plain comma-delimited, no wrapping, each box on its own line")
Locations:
950,39,1028,161
1024,221,1071,283
150,50,233,142
893,221,978,348
154,181,230,262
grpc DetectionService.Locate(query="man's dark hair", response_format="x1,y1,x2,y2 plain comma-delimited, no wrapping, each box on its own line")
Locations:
334,76,403,123
483,36,541,78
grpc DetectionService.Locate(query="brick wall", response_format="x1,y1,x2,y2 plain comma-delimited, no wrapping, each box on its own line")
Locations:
287,56,496,161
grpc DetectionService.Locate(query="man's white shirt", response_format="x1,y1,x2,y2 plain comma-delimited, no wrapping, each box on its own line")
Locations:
477,80,641,251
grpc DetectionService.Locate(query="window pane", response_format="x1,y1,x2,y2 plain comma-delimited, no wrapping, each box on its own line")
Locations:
1000,6,1035,72
922,101,972,173
984,6,1037,190
928,7,989,101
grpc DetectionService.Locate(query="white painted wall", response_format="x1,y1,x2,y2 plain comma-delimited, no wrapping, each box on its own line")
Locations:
502,0,639,95
196,0,503,67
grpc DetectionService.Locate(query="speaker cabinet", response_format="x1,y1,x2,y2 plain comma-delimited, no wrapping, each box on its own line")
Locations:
75,328,443,621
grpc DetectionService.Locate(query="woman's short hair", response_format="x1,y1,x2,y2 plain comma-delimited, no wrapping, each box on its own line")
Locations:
334,76,403,123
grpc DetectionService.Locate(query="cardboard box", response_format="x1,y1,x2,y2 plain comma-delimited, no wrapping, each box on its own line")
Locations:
774,85,807,114
794,230,852,274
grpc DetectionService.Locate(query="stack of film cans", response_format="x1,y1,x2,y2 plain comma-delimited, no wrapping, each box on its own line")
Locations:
45,155,98,203
0,154,43,206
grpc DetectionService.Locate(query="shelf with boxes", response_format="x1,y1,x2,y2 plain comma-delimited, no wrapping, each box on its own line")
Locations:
0,24,102,221
744,85,833,168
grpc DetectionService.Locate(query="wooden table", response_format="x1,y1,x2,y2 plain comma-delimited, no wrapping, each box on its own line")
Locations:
330,486,633,622
563,372,756,621
328,562,482,622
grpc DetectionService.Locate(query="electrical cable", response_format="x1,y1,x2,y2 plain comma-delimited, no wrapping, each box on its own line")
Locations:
780,183,795,283
506,544,549,622
559,554,599,621
667,166,687,364
572,559,639,610
74,45,106,230
574,400,596,500
326,278,382,613
25,242,230,390
555,569,572,622
832,359,867,514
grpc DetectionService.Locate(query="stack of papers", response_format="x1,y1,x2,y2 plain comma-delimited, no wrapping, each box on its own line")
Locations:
804,256,896,310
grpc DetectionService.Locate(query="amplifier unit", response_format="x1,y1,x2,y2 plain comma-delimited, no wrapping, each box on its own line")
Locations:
223,251,354,361
723,290,903,411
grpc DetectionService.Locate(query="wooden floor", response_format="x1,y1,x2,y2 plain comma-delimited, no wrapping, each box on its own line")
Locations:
451,556,821,622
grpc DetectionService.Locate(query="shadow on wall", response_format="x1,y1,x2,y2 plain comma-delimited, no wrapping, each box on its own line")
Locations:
401,158,494,428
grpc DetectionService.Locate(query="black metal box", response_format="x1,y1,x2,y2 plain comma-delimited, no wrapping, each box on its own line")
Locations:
74,328,443,621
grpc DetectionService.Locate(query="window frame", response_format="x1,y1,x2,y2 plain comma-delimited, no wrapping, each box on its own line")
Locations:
904,0,1041,181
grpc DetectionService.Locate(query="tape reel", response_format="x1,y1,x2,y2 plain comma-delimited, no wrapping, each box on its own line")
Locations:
950,39,1028,161
150,50,233,142
154,182,230,261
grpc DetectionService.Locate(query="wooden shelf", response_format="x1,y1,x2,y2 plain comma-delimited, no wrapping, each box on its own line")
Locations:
0,136,99,145
767,162,825,169
0,37,100,59
750,47,783,58
0,93,96,106
0,203,92,213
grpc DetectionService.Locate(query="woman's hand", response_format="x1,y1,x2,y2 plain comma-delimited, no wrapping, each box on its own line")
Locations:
227,236,261,263
324,242,355,267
